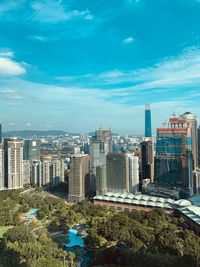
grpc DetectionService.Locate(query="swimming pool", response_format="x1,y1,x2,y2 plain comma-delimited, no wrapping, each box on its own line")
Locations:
25,208,38,221
64,228,84,248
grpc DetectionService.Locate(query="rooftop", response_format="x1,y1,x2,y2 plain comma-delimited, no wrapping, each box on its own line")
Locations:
94,192,200,227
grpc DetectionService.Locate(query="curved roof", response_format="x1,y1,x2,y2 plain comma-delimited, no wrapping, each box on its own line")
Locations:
94,192,176,209
94,192,200,227
174,199,191,207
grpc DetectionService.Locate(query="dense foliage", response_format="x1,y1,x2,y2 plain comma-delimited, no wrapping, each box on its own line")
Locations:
0,190,200,267
0,225,70,267
84,208,200,267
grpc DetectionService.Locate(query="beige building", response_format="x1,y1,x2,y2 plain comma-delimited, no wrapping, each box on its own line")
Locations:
4,138,23,189
50,159,65,185
68,154,90,202
0,143,4,190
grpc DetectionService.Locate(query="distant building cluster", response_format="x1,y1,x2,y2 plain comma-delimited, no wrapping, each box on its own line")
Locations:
1,104,200,205
67,129,140,202
0,131,65,190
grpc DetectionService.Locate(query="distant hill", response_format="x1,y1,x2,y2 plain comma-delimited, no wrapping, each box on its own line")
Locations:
3,130,80,138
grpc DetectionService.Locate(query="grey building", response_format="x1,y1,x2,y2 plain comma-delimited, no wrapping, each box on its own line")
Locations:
96,165,107,196
106,153,139,193
23,160,31,185
24,139,40,161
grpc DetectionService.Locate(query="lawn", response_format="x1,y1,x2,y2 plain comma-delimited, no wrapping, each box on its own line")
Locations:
0,226,13,238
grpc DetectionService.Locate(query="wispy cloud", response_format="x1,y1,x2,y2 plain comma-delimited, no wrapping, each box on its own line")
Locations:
0,0,24,14
56,46,200,93
0,88,24,100
0,77,194,134
31,0,93,24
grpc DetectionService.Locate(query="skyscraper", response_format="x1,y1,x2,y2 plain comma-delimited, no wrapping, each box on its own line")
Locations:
31,160,42,186
90,128,112,193
106,153,139,193
68,154,90,202
0,124,2,144
0,143,4,190
24,139,40,161
141,140,154,182
128,154,139,192
141,104,154,186
41,160,50,185
198,126,200,167
145,104,152,138
23,160,31,185
4,138,23,189
182,112,198,168
50,160,65,186
155,116,193,197
96,165,107,196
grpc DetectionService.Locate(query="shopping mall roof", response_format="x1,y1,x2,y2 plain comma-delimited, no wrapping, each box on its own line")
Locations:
94,192,192,210
180,205,200,226
94,192,200,227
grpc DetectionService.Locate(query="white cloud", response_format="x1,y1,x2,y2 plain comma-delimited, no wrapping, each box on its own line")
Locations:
26,123,32,127
129,0,141,3
0,51,14,57
123,36,134,44
0,57,26,77
31,1,93,24
30,35,46,42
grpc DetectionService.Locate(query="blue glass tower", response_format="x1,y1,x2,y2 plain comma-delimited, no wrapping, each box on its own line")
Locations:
145,104,152,137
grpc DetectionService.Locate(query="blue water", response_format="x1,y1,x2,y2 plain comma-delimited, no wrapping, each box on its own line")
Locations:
64,228,94,266
65,228,84,248
25,208,38,221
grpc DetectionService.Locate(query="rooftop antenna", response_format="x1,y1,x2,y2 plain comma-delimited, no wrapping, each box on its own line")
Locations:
162,119,167,128
172,111,176,118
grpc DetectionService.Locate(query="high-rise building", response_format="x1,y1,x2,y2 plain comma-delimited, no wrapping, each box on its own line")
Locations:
41,160,50,185
141,140,154,182
145,104,152,138
155,116,193,197
4,138,23,189
182,112,198,168
24,139,40,161
0,124,2,143
95,129,112,152
50,160,65,186
128,154,139,192
31,159,65,187
90,129,112,193
0,143,4,190
31,160,42,186
106,153,139,193
68,154,90,202
141,104,154,186
96,165,107,196
198,126,200,167
23,160,31,185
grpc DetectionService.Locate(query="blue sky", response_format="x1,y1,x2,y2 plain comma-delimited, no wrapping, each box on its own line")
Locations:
1,0,200,134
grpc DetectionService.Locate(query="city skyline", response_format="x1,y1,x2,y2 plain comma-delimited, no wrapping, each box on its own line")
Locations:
1,0,200,133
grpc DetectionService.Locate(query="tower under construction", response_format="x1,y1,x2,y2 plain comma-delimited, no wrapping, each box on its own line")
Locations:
155,115,194,197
